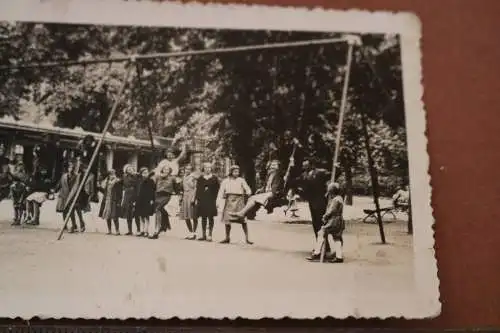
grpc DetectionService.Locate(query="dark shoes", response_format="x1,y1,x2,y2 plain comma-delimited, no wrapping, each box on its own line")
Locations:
329,257,344,263
307,253,344,263
306,254,321,261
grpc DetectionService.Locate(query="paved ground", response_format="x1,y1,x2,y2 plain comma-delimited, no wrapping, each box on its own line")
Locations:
0,196,425,319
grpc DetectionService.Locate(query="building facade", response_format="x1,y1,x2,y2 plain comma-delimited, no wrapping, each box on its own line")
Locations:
0,119,171,181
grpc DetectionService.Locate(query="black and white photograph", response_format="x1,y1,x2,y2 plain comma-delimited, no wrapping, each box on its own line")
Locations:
0,0,437,319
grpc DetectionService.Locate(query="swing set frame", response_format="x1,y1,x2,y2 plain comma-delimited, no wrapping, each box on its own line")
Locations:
1,33,390,248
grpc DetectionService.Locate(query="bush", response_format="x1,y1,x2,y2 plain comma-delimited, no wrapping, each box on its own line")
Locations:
338,173,402,198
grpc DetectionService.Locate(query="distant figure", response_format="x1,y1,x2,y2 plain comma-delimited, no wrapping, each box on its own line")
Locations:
10,180,27,226
24,167,53,226
392,183,410,211
217,165,253,244
284,189,300,218
9,146,28,225
0,143,12,202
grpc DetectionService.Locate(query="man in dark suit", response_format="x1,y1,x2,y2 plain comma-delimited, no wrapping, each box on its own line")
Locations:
229,159,283,220
292,159,332,254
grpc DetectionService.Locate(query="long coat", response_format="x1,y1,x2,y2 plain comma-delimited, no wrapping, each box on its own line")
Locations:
98,177,123,220
135,177,155,218
64,172,95,212
55,172,76,213
179,173,198,220
195,175,220,218
120,173,138,218
293,168,330,233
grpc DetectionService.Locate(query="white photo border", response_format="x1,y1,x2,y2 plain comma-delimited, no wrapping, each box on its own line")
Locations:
0,0,438,320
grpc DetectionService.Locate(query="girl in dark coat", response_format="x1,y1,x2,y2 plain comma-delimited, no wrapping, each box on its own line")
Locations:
98,169,123,235
120,164,139,235
134,167,156,237
195,162,220,242
151,165,176,239
70,161,96,233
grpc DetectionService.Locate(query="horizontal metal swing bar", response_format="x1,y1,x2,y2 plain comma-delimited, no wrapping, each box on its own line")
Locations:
0,36,357,71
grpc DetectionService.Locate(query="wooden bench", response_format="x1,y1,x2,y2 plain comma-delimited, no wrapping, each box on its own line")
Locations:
362,204,409,223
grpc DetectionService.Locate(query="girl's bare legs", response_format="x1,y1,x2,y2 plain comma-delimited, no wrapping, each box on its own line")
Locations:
149,212,161,239
24,201,32,224
106,218,112,234
184,219,195,239
242,223,253,244
141,217,150,237
113,218,120,235
198,217,207,241
28,202,41,225
207,216,214,241
76,208,85,232
135,215,141,234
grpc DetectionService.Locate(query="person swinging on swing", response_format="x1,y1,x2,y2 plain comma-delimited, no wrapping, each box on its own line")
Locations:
229,159,283,221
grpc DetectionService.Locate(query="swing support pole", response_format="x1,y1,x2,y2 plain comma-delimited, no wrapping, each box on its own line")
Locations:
56,60,134,240
330,35,361,183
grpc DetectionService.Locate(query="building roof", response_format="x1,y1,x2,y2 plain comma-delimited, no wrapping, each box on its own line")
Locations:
0,117,172,150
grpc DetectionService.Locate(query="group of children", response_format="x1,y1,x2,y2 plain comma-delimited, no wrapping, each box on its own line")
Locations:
88,158,255,244
3,145,56,227
1,139,346,263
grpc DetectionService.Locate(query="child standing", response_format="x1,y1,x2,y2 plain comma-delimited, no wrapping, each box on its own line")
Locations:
135,167,156,237
307,182,345,263
120,164,139,235
98,169,123,235
195,162,220,242
10,150,28,226
217,165,253,244
10,180,26,225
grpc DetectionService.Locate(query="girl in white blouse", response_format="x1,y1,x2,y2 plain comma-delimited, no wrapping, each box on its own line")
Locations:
217,165,253,244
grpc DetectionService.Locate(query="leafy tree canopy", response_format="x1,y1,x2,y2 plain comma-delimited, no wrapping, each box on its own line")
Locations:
0,22,408,189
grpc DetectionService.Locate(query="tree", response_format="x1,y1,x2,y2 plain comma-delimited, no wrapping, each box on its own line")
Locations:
0,23,408,197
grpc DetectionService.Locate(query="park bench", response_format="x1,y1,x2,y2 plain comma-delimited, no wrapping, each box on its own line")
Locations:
362,204,409,223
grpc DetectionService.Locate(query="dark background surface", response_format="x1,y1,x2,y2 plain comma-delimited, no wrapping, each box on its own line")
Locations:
1,0,500,330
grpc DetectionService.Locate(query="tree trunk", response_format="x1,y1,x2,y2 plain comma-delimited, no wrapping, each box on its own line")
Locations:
344,159,354,206
407,191,413,235
361,113,386,244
